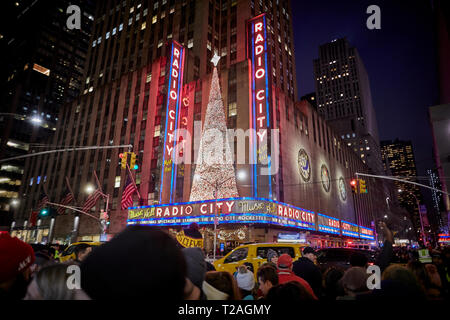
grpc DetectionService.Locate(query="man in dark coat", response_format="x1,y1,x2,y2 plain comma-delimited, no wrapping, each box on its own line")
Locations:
292,246,323,298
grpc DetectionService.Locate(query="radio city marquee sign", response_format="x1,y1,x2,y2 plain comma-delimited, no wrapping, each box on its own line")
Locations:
127,198,315,231
359,226,375,240
341,221,360,238
127,198,374,240
317,213,340,235
160,41,185,203
248,14,273,198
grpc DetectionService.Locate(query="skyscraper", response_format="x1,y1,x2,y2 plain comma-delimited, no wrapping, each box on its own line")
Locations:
429,104,450,233
427,168,446,233
14,0,386,247
313,38,383,174
0,0,94,227
380,139,423,233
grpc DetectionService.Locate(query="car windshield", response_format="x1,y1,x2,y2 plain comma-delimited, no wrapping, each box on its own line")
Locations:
224,247,248,263
256,247,295,259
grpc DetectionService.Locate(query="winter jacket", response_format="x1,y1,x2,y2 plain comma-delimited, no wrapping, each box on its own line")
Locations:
292,257,322,298
277,269,318,300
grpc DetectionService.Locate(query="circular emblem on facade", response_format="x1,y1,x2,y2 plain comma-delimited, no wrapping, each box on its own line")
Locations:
338,177,347,201
298,149,311,182
321,164,331,193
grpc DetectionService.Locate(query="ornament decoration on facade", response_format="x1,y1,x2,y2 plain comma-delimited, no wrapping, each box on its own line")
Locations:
321,164,331,193
298,148,311,182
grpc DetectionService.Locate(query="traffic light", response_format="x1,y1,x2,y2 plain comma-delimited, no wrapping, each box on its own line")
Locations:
129,152,137,170
359,179,368,193
39,207,56,218
120,152,128,169
350,179,358,194
39,208,49,217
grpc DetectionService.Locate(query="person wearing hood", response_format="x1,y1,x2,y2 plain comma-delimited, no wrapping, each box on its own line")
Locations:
235,265,255,300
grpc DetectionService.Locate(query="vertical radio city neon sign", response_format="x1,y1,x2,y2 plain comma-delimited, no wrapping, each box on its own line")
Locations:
248,14,272,198
160,41,185,203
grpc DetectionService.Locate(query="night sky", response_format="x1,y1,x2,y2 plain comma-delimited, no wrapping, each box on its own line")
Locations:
291,0,439,182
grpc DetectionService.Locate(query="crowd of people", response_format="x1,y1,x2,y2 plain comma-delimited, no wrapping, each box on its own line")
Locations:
1,222,449,301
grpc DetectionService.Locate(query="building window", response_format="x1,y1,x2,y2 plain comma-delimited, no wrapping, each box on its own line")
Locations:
115,176,121,188
228,102,237,117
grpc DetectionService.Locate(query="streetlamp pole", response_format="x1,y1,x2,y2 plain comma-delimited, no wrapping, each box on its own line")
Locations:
213,186,218,261
197,174,233,260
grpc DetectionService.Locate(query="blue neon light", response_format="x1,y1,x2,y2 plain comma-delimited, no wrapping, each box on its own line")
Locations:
251,22,257,198
128,211,316,231
170,46,184,203
263,15,272,198
128,196,317,215
159,43,175,203
341,220,359,238
359,226,375,240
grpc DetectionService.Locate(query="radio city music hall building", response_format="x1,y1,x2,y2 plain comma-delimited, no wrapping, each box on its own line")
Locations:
14,0,385,248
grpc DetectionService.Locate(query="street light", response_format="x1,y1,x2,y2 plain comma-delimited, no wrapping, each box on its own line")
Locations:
0,113,43,125
237,170,247,181
85,184,95,194
11,199,19,207
30,117,43,124
398,188,425,244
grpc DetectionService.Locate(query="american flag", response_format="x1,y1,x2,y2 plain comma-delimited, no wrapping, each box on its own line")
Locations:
82,189,102,213
57,190,74,214
121,175,137,210
37,192,49,210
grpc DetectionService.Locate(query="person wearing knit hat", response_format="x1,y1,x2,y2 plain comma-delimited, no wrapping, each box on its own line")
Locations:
0,233,35,299
337,267,369,300
80,225,187,301
276,253,318,300
235,265,255,300
266,249,278,269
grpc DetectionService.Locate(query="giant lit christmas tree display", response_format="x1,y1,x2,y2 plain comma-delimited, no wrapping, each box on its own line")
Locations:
189,54,239,201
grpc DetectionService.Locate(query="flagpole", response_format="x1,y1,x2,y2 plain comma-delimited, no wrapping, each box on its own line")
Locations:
93,170,107,198
126,163,142,199
65,176,78,205
42,180,49,199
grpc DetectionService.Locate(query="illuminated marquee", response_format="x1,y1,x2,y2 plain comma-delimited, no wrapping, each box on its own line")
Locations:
359,226,375,240
317,213,340,235
159,41,185,203
248,14,272,198
127,197,316,231
341,220,359,238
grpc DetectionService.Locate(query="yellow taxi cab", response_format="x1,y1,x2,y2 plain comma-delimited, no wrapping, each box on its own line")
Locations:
213,243,308,277
59,241,102,262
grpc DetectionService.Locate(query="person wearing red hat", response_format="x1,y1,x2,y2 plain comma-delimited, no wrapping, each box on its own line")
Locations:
276,253,318,300
0,234,36,299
